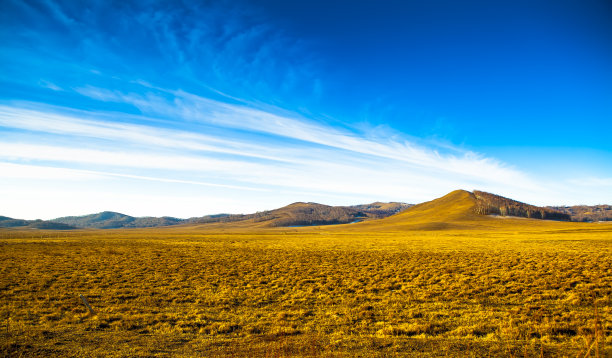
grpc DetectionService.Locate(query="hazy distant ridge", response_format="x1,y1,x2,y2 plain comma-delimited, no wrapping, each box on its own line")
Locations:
18,202,411,229
50,211,183,229
0,216,76,230
4,191,610,230
547,205,612,222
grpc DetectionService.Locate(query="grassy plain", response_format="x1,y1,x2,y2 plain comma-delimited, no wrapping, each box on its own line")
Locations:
1,192,610,357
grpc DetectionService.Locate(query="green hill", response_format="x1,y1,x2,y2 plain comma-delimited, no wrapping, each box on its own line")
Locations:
51,211,183,229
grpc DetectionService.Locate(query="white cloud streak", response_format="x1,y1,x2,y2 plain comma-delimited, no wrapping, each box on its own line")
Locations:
1,85,603,217
0,104,289,163
0,143,270,174
0,162,269,192
79,85,542,190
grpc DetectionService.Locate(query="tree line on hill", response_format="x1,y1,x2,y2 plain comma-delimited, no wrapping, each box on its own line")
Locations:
472,190,571,221
547,205,612,222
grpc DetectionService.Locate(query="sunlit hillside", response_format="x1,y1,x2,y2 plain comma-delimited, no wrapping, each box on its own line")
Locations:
329,190,574,232
1,190,610,357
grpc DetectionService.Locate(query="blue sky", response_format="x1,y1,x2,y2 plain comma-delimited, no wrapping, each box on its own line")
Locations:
1,0,611,219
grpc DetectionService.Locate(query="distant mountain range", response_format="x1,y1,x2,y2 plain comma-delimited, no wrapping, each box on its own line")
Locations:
1,191,610,230
50,211,184,229
0,217,76,230
0,201,412,229
547,205,612,222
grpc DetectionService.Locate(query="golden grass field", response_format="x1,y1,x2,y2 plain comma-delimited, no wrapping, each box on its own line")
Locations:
1,191,610,357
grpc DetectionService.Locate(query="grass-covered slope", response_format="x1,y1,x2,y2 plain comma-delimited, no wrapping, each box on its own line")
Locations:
329,190,577,232
1,191,609,357
345,189,481,231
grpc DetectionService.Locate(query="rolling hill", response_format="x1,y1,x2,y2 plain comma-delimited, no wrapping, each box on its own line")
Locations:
50,211,183,229
349,190,572,231
5,202,409,229
0,216,76,230
547,204,612,222
0,191,592,230
185,201,411,228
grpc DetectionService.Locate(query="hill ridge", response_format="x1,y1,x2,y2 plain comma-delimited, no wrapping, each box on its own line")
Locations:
51,211,183,229
0,190,599,230
187,201,411,228
0,201,410,229
350,189,572,231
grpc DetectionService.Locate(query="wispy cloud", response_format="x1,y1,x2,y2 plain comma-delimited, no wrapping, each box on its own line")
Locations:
0,162,100,180
0,142,271,174
71,84,540,190
37,80,63,91
0,104,289,163
0,162,269,192
0,84,553,217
